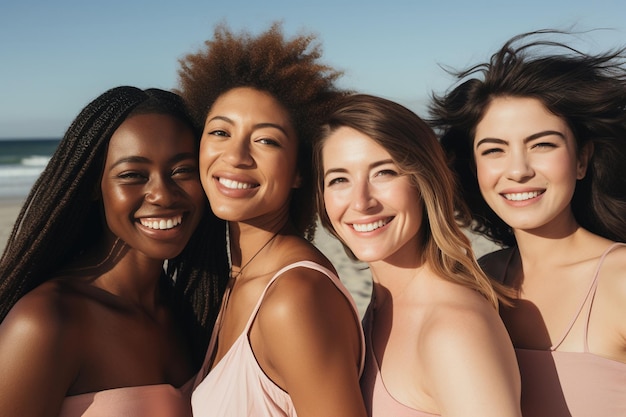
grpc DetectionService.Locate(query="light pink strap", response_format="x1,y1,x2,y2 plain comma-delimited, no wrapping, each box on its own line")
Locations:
552,242,625,350
242,260,365,374
582,242,626,352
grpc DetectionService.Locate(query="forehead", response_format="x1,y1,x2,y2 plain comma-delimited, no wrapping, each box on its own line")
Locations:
323,126,391,164
210,88,294,128
475,96,572,141
107,113,195,158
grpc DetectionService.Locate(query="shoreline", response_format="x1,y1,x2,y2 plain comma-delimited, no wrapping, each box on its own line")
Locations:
0,198,499,316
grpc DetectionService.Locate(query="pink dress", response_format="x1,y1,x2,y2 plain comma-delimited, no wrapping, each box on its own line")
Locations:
360,307,440,417
58,379,194,417
191,261,365,417
495,243,626,417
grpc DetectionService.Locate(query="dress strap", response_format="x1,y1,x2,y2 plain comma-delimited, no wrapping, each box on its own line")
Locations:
582,242,626,352
243,260,365,374
196,262,323,383
241,260,335,331
552,242,625,350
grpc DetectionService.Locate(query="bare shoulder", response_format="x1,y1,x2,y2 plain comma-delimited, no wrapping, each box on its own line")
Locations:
0,279,85,403
416,283,521,416
255,246,359,349
598,244,626,300
254,235,358,351
417,278,514,370
0,279,90,354
2,280,79,334
274,234,336,270
260,258,350,324
422,290,508,352
600,243,626,273
251,242,365,416
251,248,363,403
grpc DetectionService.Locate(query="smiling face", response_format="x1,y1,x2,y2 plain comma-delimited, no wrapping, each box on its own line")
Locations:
199,87,301,225
322,126,423,264
100,113,205,261
473,96,589,234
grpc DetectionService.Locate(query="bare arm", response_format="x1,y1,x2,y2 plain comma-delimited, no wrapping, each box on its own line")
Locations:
597,245,626,363
253,267,367,417
0,292,79,417
422,302,521,417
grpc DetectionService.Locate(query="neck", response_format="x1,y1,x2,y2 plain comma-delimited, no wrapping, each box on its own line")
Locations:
83,238,166,311
227,220,288,277
369,259,426,293
514,224,589,270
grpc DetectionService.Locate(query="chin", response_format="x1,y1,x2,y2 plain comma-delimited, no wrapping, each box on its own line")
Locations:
351,251,383,263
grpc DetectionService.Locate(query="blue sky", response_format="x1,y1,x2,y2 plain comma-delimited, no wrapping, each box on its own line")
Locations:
1,0,625,139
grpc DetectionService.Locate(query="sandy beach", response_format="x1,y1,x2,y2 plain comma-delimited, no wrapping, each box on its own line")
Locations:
0,198,499,316
0,198,25,256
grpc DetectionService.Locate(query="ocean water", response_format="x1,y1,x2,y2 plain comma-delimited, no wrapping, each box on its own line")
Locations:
0,138,60,198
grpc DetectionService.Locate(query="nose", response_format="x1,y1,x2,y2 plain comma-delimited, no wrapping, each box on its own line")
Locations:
222,138,253,167
351,180,377,212
506,150,534,182
145,175,180,207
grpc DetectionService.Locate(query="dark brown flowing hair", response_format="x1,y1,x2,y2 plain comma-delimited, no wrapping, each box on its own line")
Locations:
429,30,626,247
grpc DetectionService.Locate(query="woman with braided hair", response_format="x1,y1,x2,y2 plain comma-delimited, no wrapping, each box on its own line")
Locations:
0,86,229,416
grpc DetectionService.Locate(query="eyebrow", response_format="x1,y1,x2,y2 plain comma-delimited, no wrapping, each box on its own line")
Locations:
109,152,196,169
207,115,290,137
475,130,566,148
324,159,394,178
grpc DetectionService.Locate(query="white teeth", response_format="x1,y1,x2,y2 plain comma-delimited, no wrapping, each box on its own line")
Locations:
219,177,256,189
352,219,388,232
503,191,542,201
140,216,182,230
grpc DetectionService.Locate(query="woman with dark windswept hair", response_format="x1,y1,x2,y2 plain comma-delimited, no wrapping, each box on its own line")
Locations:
314,93,521,417
0,86,228,417
177,23,366,417
430,30,626,417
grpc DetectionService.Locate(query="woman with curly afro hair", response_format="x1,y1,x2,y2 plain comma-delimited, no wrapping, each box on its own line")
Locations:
177,23,366,417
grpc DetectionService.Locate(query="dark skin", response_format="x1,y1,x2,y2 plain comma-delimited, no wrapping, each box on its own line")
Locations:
0,113,205,417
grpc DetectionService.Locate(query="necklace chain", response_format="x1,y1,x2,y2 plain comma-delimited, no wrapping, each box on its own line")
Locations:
230,230,280,280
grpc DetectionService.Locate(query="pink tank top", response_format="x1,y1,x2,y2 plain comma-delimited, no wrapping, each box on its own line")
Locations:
360,308,440,417
58,378,194,417
191,261,365,417
514,242,626,417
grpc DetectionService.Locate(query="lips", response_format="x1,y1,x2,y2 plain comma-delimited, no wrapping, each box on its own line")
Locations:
502,190,544,201
139,215,183,230
351,217,392,232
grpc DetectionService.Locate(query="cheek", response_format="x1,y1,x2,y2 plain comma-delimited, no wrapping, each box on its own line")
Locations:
101,184,126,212
474,159,499,191
553,152,580,183
397,185,423,226
323,190,344,226
199,143,217,172
100,189,129,233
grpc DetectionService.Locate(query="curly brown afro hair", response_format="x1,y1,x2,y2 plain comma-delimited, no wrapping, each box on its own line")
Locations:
176,22,350,240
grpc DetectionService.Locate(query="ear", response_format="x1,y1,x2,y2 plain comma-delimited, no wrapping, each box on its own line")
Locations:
576,142,594,180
